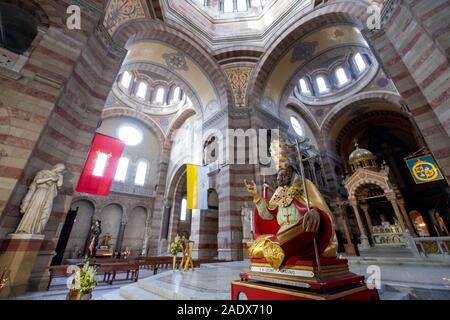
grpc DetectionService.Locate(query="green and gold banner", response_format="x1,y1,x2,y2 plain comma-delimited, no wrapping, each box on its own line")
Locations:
406,155,444,184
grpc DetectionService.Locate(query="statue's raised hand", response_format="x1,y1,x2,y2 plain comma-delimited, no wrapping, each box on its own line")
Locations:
244,180,261,202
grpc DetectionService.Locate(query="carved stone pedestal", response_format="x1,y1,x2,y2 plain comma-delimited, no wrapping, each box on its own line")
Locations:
0,233,45,298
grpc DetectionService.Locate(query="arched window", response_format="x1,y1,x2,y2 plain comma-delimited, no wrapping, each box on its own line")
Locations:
335,67,349,86
0,3,38,54
118,125,143,146
171,87,182,103
223,0,234,12
114,157,129,182
180,197,187,221
354,53,367,74
299,78,312,95
316,76,329,94
93,152,108,177
136,82,147,100
236,0,248,12
135,161,148,186
120,71,132,89
154,87,165,104
290,116,304,137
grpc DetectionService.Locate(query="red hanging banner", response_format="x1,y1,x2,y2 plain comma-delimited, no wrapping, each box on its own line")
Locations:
76,133,125,196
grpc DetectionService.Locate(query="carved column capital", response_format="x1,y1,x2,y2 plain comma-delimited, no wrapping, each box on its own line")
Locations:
385,192,397,201
349,198,358,207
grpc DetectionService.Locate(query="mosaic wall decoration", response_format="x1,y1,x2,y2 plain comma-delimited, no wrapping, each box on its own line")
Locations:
103,0,145,35
162,51,189,71
290,41,318,63
224,67,253,108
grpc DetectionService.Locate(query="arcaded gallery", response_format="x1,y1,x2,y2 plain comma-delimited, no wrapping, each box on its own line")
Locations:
0,0,449,303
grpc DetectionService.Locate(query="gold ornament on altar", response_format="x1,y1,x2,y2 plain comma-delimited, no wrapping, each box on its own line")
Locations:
179,236,195,272
101,232,112,247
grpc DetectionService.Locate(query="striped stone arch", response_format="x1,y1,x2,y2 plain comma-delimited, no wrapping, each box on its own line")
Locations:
248,0,374,109
131,204,149,213
165,163,187,204
120,61,204,114
70,196,98,208
319,91,406,151
164,162,188,240
320,91,404,133
112,19,233,110
162,108,197,159
99,201,125,213
101,107,166,145
348,177,391,200
2,0,52,29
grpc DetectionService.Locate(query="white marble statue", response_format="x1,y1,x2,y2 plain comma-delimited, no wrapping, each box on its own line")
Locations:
15,164,65,234
241,202,253,243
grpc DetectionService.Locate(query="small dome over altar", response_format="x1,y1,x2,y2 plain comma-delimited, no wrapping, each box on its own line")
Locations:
349,142,379,172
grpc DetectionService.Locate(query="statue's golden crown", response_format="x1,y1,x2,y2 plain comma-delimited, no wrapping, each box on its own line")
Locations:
270,136,297,163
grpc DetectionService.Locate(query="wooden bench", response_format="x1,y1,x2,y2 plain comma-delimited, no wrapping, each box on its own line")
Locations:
47,265,72,290
100,263,139,285
135,256,202,274
47,261,140,290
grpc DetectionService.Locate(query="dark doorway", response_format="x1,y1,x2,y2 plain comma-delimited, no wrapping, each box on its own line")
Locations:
51,207,79,265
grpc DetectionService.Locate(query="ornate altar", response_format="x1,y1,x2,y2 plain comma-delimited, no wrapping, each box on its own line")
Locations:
343,142,414,250
96,232,114,257
232,137,379,300
372,222,407,246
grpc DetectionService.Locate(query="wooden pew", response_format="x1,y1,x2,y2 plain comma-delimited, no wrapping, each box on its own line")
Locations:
47,265,71,290
104,263,140,285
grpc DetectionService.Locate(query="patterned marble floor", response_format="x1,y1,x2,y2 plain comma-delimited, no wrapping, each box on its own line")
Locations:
110,261,249,300
7,258,450,300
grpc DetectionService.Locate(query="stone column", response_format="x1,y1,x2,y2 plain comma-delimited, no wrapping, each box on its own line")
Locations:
142,209,151,256
398,199,416,235
360,204,373,235
350,199,370,249
336,205,356,256
116,217,127,256
386,193,406,232
160,201,172,242
189,209,202,260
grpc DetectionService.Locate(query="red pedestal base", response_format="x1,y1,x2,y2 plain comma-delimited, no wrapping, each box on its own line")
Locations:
232,258,379,300
231,280,379,300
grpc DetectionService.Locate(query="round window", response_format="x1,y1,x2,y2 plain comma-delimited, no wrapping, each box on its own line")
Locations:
118,126,143,146
290,116,304,137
